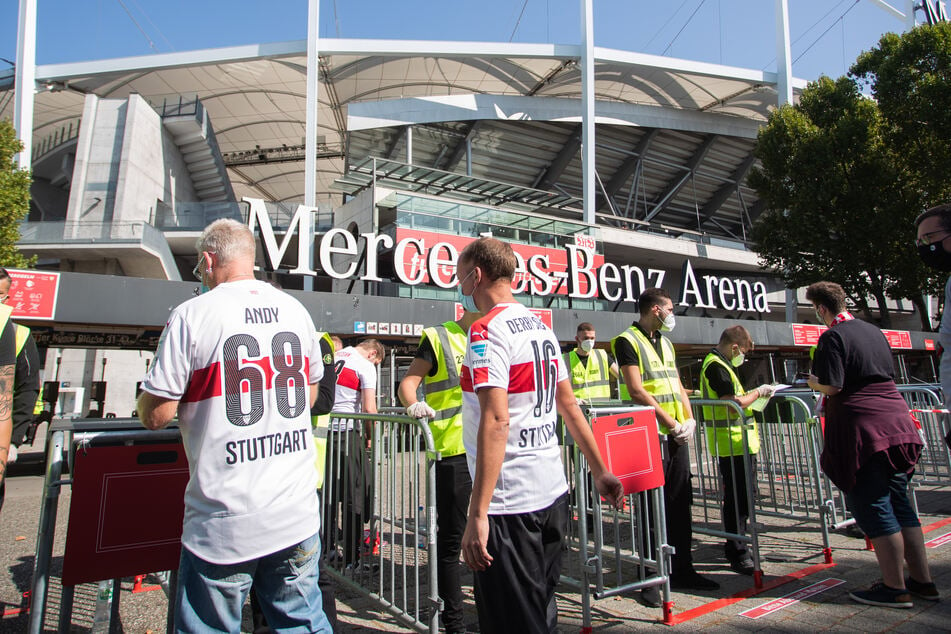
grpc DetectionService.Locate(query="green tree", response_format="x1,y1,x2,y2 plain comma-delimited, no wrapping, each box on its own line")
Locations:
0,120,33,269
748,76,931,328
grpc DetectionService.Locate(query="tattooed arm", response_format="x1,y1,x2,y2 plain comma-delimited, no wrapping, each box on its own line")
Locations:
0,363,15,486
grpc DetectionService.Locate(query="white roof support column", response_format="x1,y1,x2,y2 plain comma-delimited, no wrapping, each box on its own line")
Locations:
305,0,320,206
580,0,596,225
775,0,793,107
303,0,320,291
14,0,37,170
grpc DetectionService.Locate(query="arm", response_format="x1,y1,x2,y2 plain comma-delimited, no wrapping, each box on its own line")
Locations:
0,364,14,485
137,391,180,430
608,361,620,380
556,380,623,508
462,386,509,571
807,376,841,396
620,364,680,432
398,357,432,407
312,362,336,416
725,388,762,409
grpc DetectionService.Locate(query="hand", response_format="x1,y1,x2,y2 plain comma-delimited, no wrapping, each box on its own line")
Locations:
674,418,696,445
462,516,493,571
406,401,436,419
756,384,774,399
576,397,587,407
594,472,624,510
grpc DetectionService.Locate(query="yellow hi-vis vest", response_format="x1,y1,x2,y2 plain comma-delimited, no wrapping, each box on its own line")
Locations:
699,352,759,457
612,326,685,434
564,348,611,401
421,321,467,457
311,331,335,490
14,324,29,355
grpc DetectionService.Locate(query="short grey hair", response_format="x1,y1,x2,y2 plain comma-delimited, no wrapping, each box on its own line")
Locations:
196,219,255,265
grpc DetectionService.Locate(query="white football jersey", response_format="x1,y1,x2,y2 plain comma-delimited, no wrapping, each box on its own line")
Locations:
143,280,323,564
331,347,378,430
461,302,569,514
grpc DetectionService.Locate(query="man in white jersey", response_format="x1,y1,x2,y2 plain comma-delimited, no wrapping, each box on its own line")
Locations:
328,338,384,567
457,237,623,633
138,219,330,633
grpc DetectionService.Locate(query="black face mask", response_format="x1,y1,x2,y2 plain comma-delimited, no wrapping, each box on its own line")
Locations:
918,241,951,272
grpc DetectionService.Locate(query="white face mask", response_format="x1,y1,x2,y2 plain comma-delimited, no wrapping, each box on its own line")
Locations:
731,351,745,367
659,308,676,332
579,338,595,353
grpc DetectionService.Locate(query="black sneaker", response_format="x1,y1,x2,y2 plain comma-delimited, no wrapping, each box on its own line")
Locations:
849,582,913,608
728,555,756,576
670,569,720,591
640,584,661,607
906,576,940,601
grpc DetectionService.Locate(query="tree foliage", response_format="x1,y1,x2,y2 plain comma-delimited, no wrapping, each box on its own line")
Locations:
0,120,33,269
749,25,951,329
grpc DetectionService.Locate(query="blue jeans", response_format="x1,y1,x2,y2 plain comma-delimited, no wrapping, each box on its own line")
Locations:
175,533,332,633
845,456,920,539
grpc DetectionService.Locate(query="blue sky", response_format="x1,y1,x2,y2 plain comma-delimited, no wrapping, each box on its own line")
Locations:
1,1,913,82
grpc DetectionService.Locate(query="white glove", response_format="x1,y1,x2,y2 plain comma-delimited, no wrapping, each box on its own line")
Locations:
406,401,436,419
756,384,775,399
6,444,16,464
576,397,588,407
674,418,696,445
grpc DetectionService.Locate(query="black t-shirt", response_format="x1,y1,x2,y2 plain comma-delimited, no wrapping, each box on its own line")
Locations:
312,336,337,416
415,336,440,378
615,323,664,368
0,321,16,368
812,319,895,391
703,349,737,397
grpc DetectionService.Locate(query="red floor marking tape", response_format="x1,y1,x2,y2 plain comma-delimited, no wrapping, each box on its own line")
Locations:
925,531,951,549
664,561,836,626
922,516,951,535
739,578,844,619
1,592,30,618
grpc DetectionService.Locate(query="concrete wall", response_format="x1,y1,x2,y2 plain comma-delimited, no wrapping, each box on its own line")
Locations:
44,348,153,419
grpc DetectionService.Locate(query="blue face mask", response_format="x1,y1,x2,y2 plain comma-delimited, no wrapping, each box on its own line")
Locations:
457,269,479,312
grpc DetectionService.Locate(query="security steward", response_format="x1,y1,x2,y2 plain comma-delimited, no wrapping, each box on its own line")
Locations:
398,310,479,634
699,326,774,576
564,322,618,404
612,288,718,607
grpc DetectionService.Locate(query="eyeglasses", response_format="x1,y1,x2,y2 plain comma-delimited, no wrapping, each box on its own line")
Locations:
192,252,215,281
915,230,950,247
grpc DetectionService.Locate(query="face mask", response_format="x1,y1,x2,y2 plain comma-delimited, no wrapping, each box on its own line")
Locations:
917,242,951,272
731,350,745,367
457,269,479,313
579,339,595,353
815,309,823,325
659,309,676,332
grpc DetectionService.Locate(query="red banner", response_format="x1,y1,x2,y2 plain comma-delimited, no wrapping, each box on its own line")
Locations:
395,229,603,296
881,329,912,350
8,270,60,320
791,323,827,346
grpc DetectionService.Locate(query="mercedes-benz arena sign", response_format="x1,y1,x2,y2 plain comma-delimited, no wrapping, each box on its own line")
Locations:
247,198,771,314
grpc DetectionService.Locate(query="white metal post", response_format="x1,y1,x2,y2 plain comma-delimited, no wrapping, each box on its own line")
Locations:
580,0,596,225
303,0,320,291
775,0,793,107
14,0,37,171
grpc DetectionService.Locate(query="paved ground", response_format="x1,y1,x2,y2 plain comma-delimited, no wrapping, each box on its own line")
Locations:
3,443,951,632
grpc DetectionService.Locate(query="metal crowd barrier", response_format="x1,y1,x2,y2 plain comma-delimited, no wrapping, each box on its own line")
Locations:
688,398,764,585
321,411,439,633
30,418,182,634
561,405,674,626
897,385,951,485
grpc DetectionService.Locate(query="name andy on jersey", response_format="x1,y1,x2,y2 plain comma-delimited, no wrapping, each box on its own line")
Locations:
225,427,310,465
245,307,279,324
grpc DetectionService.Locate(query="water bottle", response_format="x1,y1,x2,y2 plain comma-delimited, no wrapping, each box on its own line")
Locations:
417,505,427,548
91,579,114,632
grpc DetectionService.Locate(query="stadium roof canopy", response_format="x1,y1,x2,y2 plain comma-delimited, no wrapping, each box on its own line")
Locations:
0,39,807,241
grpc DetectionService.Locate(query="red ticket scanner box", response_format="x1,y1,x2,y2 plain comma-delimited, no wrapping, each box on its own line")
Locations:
591,408,665,495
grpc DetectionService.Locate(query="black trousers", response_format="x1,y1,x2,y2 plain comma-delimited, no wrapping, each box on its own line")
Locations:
435,454,472,632
325,429,370,566
642,437,693,574
719,454,756,558
474,493,568,634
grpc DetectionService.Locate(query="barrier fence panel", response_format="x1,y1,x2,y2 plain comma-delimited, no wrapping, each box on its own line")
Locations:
897,385,951,485
322,412,439,634
30,419,182,634
562,405,674,627
688,398,763,586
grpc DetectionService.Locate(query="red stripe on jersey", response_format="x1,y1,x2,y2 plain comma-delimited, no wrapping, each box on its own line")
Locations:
337,366,361,391
182,362,222,403
469,305,508,343
461,364,473,392
508,361,537,393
